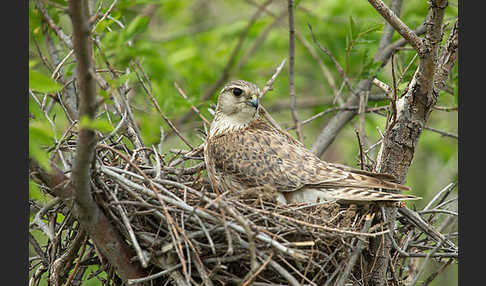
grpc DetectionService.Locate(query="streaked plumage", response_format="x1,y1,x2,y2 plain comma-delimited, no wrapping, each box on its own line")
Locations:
204,80,420,204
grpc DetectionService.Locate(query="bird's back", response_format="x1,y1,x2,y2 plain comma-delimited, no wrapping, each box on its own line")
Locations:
205,117,418,203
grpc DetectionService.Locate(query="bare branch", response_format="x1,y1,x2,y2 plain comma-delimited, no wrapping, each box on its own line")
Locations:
200,0,275,102
434,18,458,95
335,213,373,285
310,80,371,156
308,24,355,94
367,0,423,53
375,24,426,64
67,0,147,281
287,0,304,142
30,160,147,281
260,58,287,98
174,82,210,126
34,0,73,49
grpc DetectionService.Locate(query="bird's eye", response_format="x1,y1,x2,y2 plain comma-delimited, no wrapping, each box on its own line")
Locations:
232,88,243,97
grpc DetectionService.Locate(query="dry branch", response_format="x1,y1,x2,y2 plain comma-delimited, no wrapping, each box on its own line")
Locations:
287,0,304,143
367,0,423,53
65,0,148,282
367,0,453,284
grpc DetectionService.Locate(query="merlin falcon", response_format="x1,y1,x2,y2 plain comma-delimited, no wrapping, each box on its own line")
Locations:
204,80,419,205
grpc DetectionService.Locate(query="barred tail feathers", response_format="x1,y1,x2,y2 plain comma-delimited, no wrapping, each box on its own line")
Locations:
284,187,420,204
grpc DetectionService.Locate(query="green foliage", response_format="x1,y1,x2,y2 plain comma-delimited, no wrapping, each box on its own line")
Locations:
29,122,54,172
79,116,114,133
29,69,62,93
29,179,47,203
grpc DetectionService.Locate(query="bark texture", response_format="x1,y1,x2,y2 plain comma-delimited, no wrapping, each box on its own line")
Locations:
366,0,453,284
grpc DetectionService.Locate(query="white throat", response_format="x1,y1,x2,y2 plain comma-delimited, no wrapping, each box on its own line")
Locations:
209,111,256,137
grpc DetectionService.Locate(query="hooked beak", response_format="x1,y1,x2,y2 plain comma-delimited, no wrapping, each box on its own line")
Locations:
247,96,259,109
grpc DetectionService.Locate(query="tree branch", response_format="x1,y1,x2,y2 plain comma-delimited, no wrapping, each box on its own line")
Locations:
201,0,274,102
29,160,148,281
433,18,458,95
368,1,452,285
287,0,304,142
367,0,423,54
67,0,147,281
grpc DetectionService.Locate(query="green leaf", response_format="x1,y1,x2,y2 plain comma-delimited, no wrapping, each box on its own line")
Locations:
94,18,115,33
29,179,47,202
349,16,358,39
124,16,149,39
116,72,137,87
79,116,114,133
169,47,196,65
29,60,37,69
29,69,62,93
29,122,54,172
360,23,383,36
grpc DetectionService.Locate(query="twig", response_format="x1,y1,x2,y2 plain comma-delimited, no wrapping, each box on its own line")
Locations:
367,0,423,53
433,18,459,95
97,144,190,275
30,197,61,241
127,264,183,285
354,129,365,170
310,79,370,156
101,167,307,259
109,190,150,268
51,50,74,80
174,82,210,125
357,88,369,150
289,105,389,130
296,31,339,100
407,215,456,285
241,252,274,286
90,0,118,33
200,0,275,102
287,0,304,143
396,52,418,87
50,229,87,286
375,0,403,53
259,59,288,132
389,52,398,130
335,213,374,286
398,207,457,251
137,70,194,150
420,258,454,286
260,58,287,99
29,233,49,267
372,78,393,97
423,126,458,140
268,258,301,286
423,182,457,211
219,201,258,272
191,251,215,286
64,235,88,286
34,0,73,49
308,24,355,94
237,9,288,72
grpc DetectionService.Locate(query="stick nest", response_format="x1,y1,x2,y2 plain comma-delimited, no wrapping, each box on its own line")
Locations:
73,141,456,285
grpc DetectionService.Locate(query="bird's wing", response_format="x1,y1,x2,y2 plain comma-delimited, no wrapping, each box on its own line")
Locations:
206,118,411,194
326,162,400,182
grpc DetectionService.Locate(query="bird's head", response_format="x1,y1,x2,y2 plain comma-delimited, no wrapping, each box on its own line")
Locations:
210,80,261,136
216,80,260,118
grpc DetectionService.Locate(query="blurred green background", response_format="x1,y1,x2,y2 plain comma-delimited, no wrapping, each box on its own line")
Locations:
29,0,458,284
